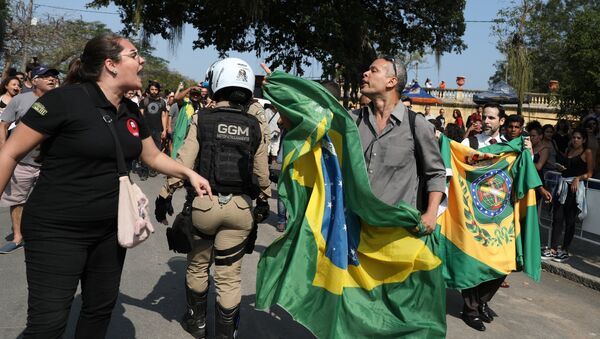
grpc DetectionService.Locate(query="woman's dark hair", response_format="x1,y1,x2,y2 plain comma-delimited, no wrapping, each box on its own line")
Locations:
571,127,588,149
0,76,20,95
64,33,124,85
452,109,462,118
445,123,464,142
542,124,554,134
528,125,543,135
525,120,542,133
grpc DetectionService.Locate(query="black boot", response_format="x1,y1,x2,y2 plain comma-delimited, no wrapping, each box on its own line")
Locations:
215,303,240,339
479,303,494,323
182,286,208,339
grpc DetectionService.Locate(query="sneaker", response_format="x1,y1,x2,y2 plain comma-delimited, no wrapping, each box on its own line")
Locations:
541,248,555,260
0,241,24,254
552,251,569,263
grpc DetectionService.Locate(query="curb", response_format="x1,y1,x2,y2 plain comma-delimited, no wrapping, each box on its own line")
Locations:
541,261,600,292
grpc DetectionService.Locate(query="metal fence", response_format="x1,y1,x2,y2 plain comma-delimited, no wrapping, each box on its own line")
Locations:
538,171,600,246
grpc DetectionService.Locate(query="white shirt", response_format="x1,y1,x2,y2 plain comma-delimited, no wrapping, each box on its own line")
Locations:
424,113,436,122
461,133,506,149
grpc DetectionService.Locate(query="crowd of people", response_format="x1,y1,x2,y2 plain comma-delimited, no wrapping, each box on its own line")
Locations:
0,34,213,338
414,102,599,266
0,32,599,338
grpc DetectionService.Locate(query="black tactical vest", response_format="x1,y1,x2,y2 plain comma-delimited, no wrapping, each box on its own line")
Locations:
196,106,261,196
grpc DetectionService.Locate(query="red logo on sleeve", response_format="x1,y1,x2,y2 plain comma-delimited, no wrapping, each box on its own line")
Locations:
126,119,140,137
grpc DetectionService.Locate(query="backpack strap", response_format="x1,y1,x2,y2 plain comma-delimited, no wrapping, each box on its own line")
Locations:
407,109,423,175
355,106,367,128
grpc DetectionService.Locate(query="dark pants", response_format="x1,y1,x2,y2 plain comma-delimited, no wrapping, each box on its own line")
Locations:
21,213,126,339
461,276,506,317
550,190,578,251
138,131,162,177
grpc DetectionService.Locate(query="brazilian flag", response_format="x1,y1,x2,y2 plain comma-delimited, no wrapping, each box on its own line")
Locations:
255,71,446,338
436,136,542,289
171,98,196,159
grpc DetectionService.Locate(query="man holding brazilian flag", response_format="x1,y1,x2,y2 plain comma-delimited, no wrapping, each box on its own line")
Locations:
255,62,541,338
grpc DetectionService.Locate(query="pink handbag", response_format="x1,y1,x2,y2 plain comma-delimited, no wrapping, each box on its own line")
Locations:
117,176,155,248
96,107,154,248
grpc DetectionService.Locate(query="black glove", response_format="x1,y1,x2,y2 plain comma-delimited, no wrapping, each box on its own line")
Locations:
269,169,279,183
155,195,173,224
253,199,270,223
245,221,258,254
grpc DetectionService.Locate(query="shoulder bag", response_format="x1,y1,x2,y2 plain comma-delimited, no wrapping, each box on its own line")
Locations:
97,107,155,248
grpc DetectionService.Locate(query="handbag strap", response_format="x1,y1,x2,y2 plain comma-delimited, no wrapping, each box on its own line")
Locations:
100,111,129,176
82,84,129,176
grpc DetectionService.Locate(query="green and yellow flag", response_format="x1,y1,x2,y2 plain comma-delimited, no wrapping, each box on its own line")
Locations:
436,136,542,289
171,98,196,159
255,71,446,338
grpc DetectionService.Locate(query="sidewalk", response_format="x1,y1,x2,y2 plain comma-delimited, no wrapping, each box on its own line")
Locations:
540,231,600,291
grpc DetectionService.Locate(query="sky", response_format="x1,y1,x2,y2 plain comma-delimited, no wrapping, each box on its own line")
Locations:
34,0,511,90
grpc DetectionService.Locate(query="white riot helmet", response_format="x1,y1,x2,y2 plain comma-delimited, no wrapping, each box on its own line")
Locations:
205,58,255,102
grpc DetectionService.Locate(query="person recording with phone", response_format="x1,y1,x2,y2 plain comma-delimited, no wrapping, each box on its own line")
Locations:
463,114,482,139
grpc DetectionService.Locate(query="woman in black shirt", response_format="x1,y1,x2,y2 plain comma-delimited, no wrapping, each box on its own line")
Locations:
0,34,211,338
543,128,593,263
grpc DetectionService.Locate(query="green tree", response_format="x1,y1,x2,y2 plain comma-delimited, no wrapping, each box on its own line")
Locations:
560,9,600,114
0,0,192,92
492,0,535,114
33,19,111,71
89,0,467,104
491,0,600,116
2,1,111,74
138,44,195,93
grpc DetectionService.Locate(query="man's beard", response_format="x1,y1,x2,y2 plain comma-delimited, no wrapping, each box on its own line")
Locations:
484,127,496,136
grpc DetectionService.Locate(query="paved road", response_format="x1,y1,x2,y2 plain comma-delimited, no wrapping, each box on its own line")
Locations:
1,175,599,338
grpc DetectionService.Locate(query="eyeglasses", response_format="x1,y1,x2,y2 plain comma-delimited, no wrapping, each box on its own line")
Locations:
381,55,397,77
121,50,142,62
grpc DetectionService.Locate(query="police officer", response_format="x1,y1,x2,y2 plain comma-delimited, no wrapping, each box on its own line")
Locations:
158,58,270,338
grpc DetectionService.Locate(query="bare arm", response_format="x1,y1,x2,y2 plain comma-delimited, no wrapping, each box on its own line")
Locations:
583,149,594,180
175,86,201,106
0,124,45,193
161,109,168,138
139,136,211,198
535,147,549,171
0,121,8,147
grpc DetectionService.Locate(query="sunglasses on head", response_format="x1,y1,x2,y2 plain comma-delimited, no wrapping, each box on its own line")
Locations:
381,55,397,77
